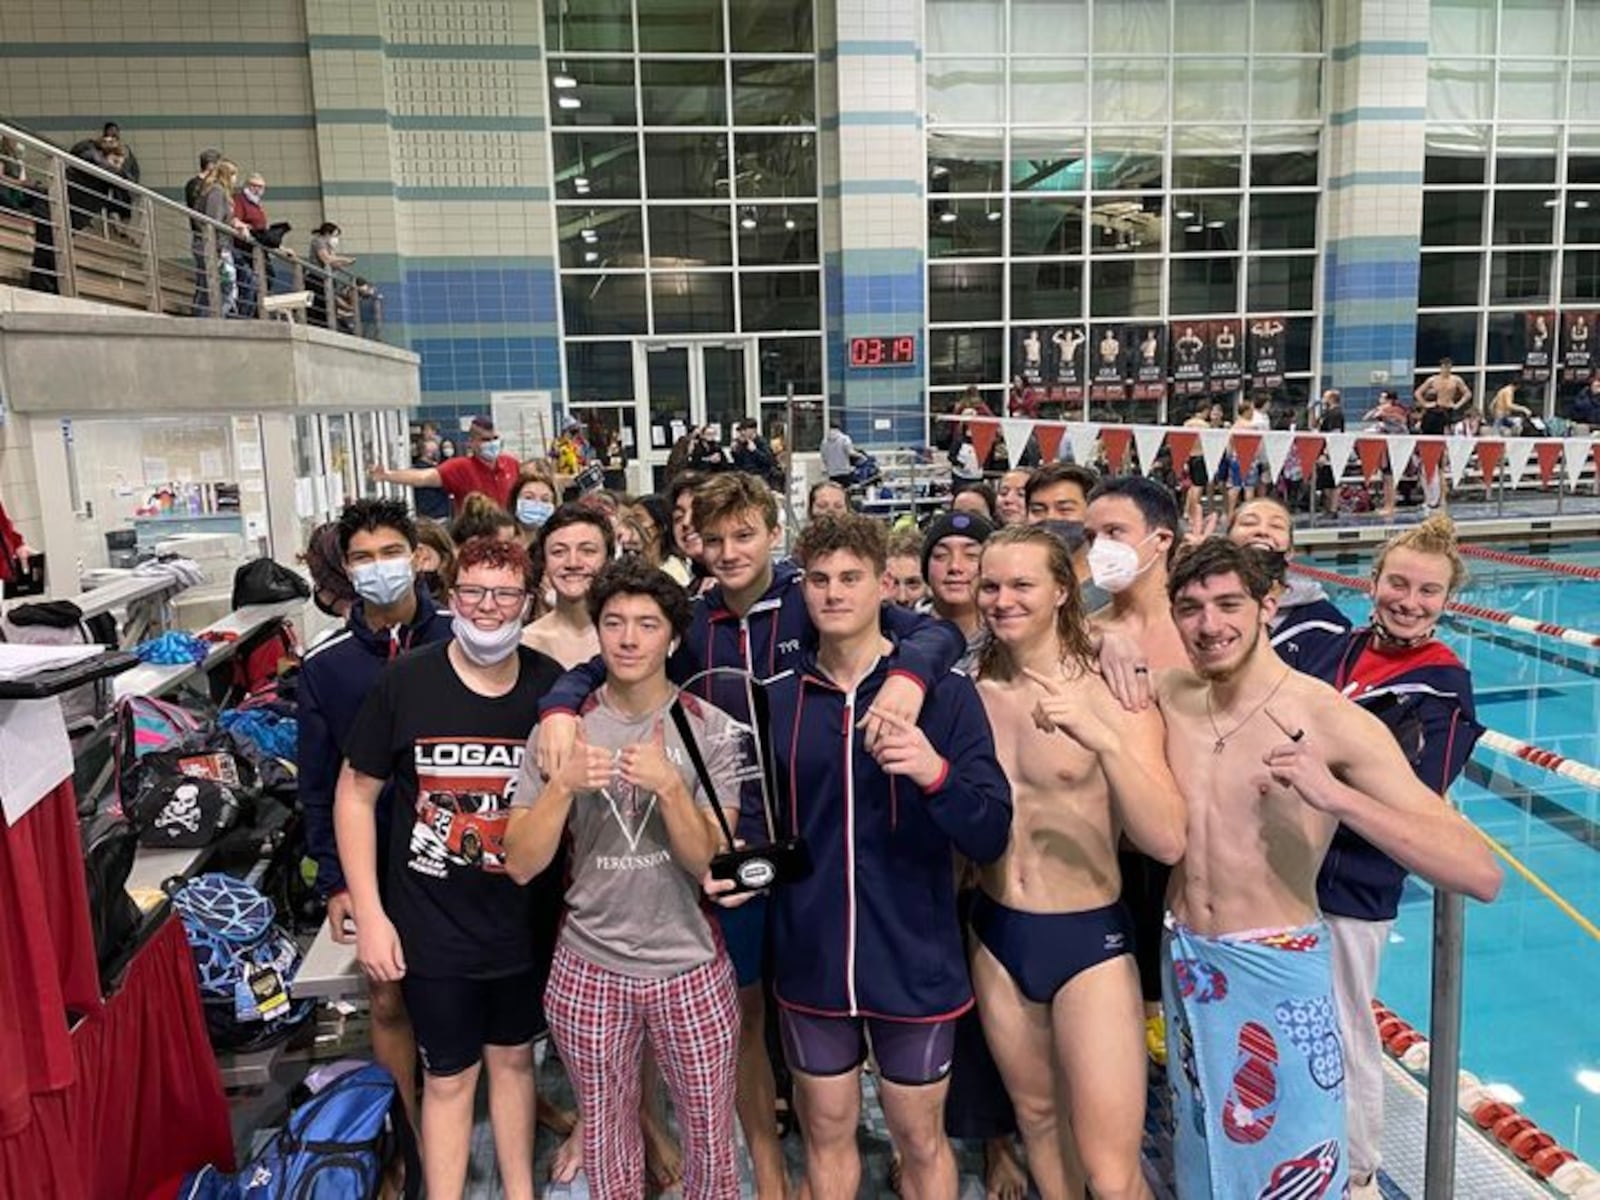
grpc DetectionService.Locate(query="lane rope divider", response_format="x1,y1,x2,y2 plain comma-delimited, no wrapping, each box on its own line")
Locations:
1460,544,1600,582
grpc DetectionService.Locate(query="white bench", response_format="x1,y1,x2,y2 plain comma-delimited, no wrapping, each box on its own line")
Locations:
291,920,364,1000
113,598,303,701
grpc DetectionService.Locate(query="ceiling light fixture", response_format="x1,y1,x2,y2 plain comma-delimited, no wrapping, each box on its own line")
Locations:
1176,209,1195,220
1543,197,1560,207
558,95,582,109
784,217,797,230
740,214,758,229
939,210,958,224
553,73,577,89
1206,220,1225,229
1575,199,1592,209
1186,223,1204,233
573,176,589,188
583,251,599,262
581,228,599,242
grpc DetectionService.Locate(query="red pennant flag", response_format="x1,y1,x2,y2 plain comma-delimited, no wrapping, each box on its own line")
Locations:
1034,422,1064,463
1535,440,1562,486
1476,439,1505,483
1166,429,1199,468
1592,441,1600,481
1416,439,1446,482
1292,435,1324,482
1231,432,1262,481
1102,427,1133,474
970,419,998,467
1356,437,1387,481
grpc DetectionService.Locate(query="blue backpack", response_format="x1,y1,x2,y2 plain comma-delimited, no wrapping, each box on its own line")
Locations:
176,1063,418,1200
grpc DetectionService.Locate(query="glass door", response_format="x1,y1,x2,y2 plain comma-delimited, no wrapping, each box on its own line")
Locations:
636,339,756,491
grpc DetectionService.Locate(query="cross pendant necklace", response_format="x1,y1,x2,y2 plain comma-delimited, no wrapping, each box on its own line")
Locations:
1205,667,1292,753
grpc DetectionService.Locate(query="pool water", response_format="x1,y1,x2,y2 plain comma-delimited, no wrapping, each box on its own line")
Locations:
1301,540,1600,1160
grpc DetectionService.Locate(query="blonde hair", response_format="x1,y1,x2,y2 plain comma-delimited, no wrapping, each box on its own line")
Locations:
201,158,239,197
976,525,1095,682
1374,514,1468,594
885,527,924,562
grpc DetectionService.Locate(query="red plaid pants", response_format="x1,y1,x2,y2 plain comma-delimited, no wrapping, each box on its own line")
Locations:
545,941,741,1199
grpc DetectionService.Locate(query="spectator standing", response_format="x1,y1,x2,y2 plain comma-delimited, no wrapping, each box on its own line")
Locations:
410,438,451,522
687,426,731,474
729,418,779,486
194,159,249,317
373,415,520,516
184,148,221,214
819,418,858,487
98,122,139,182
308,222,355,327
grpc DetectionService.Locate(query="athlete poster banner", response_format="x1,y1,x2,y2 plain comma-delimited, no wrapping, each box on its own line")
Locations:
1090,325,1129,402
1562,311,1595,382
1171,321,1209,396
1523,310,1554,383
1248,317,1286,389
1208,319,1243,393
1049,325,1087,402
1132,326,1168,401
1015,327,1047,386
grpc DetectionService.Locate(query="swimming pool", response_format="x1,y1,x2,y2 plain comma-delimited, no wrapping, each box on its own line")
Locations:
1300,538,1600,1163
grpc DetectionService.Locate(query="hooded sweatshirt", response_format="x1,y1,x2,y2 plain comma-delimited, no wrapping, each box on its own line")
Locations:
1269,576,1352,672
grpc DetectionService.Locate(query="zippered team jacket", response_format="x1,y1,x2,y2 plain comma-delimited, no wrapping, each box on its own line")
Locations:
765,651,1012,1021
1303,627,1483,921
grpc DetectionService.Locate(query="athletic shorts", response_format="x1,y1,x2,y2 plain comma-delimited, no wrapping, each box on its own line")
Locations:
713,892,768,989
777,1006,958,1087
402,968,547,1077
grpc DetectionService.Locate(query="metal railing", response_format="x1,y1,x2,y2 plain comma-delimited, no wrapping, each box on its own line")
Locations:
0,120,380,337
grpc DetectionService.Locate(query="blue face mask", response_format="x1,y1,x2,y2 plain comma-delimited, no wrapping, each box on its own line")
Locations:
477,438,502,463
349,557,414,608
516,498,554,528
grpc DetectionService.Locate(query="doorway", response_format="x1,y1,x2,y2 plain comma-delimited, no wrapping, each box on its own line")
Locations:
636,340,757,490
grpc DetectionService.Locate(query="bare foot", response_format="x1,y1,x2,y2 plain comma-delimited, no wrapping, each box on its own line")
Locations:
984,1137,1029,1200
537,1095,577,1138
643,1108,684,1194
549,1121,584,1185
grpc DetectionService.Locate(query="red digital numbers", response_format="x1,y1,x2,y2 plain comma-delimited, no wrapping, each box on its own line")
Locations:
849,336,915,368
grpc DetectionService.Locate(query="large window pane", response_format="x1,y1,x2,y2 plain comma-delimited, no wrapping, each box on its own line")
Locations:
641,61,726,125
1250,127,1319,186
1169,258,1240,315
735,133,817,197
928,59,1004,125
730,0,813,53
1246,255,1315,311
929,198,1006,257
1011,130,1087,192
738,205,818,264
734,61,815,126
638,0,723,51
1575,132,1600,185
1419,252,1481,307
558,206,644,268
1496,128,1556,183
551,59,637,127
566,340,635,403
645,133,728,198
1010,0,1087,52
1173,127,1244,188
1428,61,1493,122
1176,0,1245,52
1093,0,1170,54
1249,193,1316,250
1431,0,1494,56
1093,60,1168,125
563,273,647,334
928,0,1002,53
1417,312,1479,366
1012,60,1087,125
1425,126,1489,183
648,206,732,267
652,272,734,333
1498,62,1563,121
1254,0,1321,53
1251,59,1321,122
1174,60,1246,124
1173,195,1241,252
1011,197,1084,256
1090,195,1164,254
1502,0,1566,57
1567,193,1600,245
1090,259,1162,317
1091,129,1164,190
929,328,1003,386
1485,313,1529,363
1563,250,1600,301
1010,261,1084,319
1422,191,1484,246
1488,251,1552,304
759,336,822,395
739,271,820,331
1492,191,1557,244
1572,66,1600,129
930,129,1006,193
930,263,1003,323
552,132,640,200
546,0,632,52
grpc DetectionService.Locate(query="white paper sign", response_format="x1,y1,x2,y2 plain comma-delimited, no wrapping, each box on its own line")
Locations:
0,698,73,826
237,442,262,472
200,451,223,478
295,477,314,518
651,426,667,448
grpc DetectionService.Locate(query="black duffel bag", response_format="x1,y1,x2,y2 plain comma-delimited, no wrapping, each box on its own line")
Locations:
123,733,258,848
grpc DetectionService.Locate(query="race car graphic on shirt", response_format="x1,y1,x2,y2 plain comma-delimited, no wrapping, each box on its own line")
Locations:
408,737,524,876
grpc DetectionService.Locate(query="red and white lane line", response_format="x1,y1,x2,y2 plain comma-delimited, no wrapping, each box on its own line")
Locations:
1460,544,1600,582
1475,730,1600,790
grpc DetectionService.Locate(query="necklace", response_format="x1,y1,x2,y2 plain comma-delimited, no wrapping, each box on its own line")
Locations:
1204,667,1293,754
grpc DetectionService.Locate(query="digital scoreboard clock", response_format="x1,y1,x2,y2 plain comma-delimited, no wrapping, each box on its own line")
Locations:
847,335,916,368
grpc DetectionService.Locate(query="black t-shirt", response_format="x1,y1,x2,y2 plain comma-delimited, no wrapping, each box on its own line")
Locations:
1318,408,1346,433
345,642,564,979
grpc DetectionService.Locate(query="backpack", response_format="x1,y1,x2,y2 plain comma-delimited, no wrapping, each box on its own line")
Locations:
223,619,299,703
170,873,314,1051
80,811,143,993
231,558,311,609
172,1063,419,1200
124,740,255,849
0,600,118,731
113,694,210,813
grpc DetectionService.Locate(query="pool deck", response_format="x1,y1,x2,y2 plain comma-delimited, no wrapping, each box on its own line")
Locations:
1288,494,1600,548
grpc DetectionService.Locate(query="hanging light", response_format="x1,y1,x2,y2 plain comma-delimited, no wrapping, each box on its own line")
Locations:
558,95,582,109
1176,209,1195,220
581,228,599,243
553,73,577,89
740,212,758,229
784,216,797,230
939,210,958,224
583,251,599,263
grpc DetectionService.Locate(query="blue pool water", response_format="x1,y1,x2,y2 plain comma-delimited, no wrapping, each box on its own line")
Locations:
1301,539,1600,1161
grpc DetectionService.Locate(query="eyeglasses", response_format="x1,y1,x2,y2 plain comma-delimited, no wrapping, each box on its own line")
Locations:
454,585,528,610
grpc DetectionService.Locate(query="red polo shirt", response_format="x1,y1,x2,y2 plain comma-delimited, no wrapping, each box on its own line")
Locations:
436,452,520,514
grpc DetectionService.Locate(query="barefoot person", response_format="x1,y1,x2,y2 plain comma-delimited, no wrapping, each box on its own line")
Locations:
521,503,612,667
972,526,1186,1200
1157,538,1501,1197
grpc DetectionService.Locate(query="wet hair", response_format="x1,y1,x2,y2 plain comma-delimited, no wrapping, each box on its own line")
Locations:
977,525,1095,682
885,527,925,563
1088,475,1180,551
694,471,778,533
537,501,615,557
807,480,851,516
1024,462,1100,509
794,514,888,573
506,462,558,513
1228,495,1297,549
448,535,536,591
1168,536,1273,604
587,557,691,637
449,493,515,544
952,481,998,521
336,497,417,557
1373,514,1468,594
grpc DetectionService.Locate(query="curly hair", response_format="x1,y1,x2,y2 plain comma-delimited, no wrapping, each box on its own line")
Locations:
336,498,416,558
1168,536,1272,603
793,514,888,572
587,557,691,637
447,535,536,591
449,493,515,545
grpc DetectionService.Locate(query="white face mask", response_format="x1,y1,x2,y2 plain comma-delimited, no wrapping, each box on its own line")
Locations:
350,557,414,607
1087,531,1160,594
451,610,525,666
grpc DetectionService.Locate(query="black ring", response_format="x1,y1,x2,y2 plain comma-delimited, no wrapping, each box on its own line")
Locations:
1290,729,1306,742
1133,666,1150,675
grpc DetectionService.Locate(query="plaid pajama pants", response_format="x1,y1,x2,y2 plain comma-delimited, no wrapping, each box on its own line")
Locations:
545,940,741,1200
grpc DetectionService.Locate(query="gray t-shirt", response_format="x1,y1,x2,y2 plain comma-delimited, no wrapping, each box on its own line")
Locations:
517,689,742,978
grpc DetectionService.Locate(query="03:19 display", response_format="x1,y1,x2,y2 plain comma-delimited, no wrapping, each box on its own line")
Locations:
848,336,916,368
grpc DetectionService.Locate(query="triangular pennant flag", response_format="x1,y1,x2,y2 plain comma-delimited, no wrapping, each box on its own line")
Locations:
1534,440,1562,487
1231,432,1263,481
1445,435,1475,487
1416,438,1446,483
1261,430,1295,483
1476,438,1505,485
1199,428,1231,480
1563,437,1592,489
1323,432,1356,482
1067,422,1101,467
1356,437,1387,481
1000,418,1033,467
1133,425,1167,476
1167,428,1199,468
1292,434,1324,482
1388,434,1417,476
1034,422,1065,463
969,418,998,467
1501,438,1535,488
1102,426,1133,473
